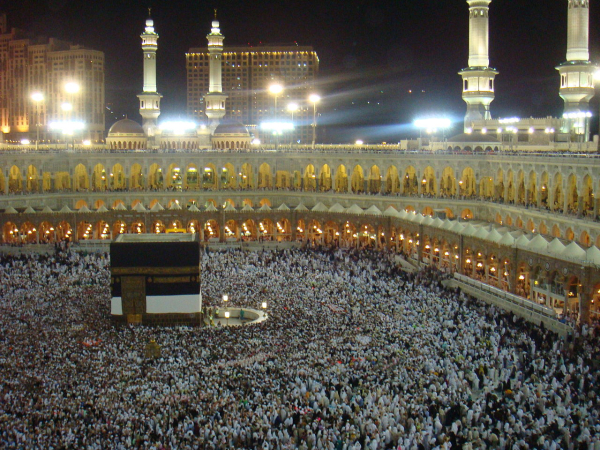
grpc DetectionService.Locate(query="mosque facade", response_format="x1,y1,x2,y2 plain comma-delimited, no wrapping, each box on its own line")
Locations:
1,3,600,326
106,15,250,151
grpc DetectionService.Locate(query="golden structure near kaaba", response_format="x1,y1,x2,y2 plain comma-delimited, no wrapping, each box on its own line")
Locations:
110,233,202,325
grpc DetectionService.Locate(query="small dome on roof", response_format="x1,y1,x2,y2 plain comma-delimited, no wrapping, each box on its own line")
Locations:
108,119,145,135
214,122,249,136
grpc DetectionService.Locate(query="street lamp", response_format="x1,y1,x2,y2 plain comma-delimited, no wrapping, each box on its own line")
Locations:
31,92,44,151
224,310,230,326
309,94,320,149
269,84,283,149
64,82,80,149
287,102,298,146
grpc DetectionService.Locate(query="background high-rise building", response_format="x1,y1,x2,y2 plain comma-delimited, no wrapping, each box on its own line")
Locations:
0,13,105,143
186,44,319,144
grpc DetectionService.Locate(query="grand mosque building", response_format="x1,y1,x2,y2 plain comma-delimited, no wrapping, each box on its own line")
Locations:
1,1,600,326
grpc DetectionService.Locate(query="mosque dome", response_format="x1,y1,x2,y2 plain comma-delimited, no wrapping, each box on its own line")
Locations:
213,122,249,136
108,119,145,136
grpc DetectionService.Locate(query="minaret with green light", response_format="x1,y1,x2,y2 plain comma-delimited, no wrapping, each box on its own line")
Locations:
459,0,498,132
137,8,162,139
204,10,228,133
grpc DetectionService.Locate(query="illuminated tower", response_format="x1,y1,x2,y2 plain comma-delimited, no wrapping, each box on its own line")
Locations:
137,11,162,137
204,12,227,132
459,0,498,132
556,0,596,139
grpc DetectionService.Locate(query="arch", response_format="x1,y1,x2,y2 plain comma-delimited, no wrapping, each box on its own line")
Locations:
539,221,548,236
505,215,513,226
552,224,561,238
479,175,493,200
581,174,594,216
3,222,19,243
403,166,417,195
187,220,199,234
221,163,236,189
422,206,434,217
319,164,332,192
258,163,273,189
385,165,401,194
54,171,71,191
335,165,348,193
565,227,575,241
240,163,254,189
440,166,456,198
461,208,473,220
259,198,272,207
19,221,37,244
224,220,237,240
526,218,535,233
516,170,525,206
130,163,144,190
275,169,291,190
97,221,110,239
552,172,563,212
113,220,127,236
77,221,93,240
8,165,23,193
148,163,164,190
110,163,125,190
367,165,382,194
92,164,108,191
131,199,143,209
56,221,73,241
494,168,504,202
242,198,253,207
26,165,40,192
420,166,436,196
75,199,89,210
258,219,274,240
506,169,515,204
166,164,183,190
351,165,364,194
580,230,591,247
112,199,126,209
131,221,145,234
304,164,317,191
459,167,476,198
202,164,217,190
276,218,292,241
73,164,89,192
241,219,257,240
39,221,55,243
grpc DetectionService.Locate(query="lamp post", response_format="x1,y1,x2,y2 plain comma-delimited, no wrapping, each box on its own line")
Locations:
309,94,320,149
64,82,80,150
269,84,283,149
287,102,298,146
224,310,230,326
31,92,44,151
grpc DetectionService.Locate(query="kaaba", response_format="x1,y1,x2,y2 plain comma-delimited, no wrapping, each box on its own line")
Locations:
110,234,202,325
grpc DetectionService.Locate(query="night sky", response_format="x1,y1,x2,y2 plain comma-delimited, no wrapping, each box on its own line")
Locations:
3,0,600,142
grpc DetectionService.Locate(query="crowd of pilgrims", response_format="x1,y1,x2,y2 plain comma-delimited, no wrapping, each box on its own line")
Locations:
1,244,600,450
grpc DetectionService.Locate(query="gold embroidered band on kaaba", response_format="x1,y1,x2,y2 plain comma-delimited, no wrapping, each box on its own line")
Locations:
111,266,199,276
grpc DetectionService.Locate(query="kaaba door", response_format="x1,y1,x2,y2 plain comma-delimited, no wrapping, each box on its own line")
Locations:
121,276,146,315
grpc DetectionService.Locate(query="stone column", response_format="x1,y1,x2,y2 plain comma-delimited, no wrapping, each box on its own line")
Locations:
579,291,590,324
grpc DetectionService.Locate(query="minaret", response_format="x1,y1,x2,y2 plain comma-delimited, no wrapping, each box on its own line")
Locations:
137,9,162,138
458,0,498,132
204,11,228,132
556,0,596,139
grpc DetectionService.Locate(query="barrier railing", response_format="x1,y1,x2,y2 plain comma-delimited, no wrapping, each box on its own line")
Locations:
452,273,573,336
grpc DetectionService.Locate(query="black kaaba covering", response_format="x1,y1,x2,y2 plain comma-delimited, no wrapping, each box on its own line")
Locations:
110,234,201,324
